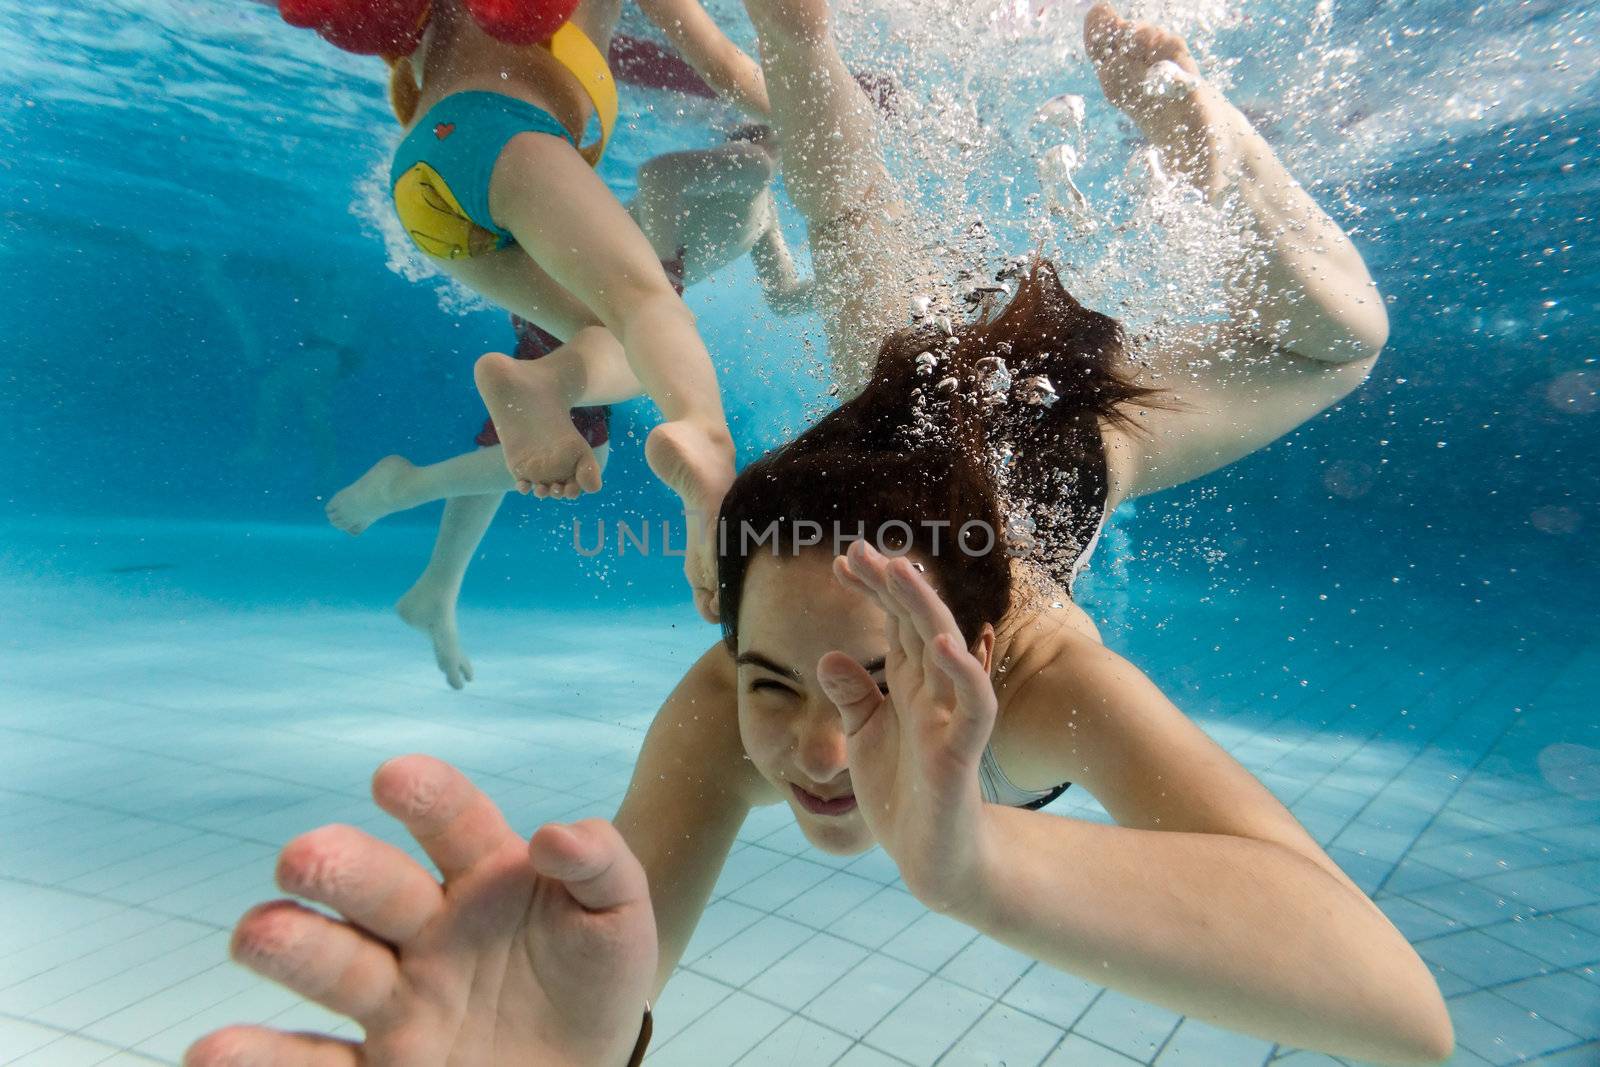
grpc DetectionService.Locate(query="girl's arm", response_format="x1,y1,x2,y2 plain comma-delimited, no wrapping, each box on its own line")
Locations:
634,0,770,117
828,541,1452,1066
966,633,1452,1065
612,643,765,998
1085,6,1389,502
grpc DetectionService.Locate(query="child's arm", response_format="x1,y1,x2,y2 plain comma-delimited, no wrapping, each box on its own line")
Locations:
634,0,771,116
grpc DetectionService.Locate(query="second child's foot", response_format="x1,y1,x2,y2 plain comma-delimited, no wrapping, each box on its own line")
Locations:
646,420,736,623
474,353,603,499
326,455,415,535
397,582,473,689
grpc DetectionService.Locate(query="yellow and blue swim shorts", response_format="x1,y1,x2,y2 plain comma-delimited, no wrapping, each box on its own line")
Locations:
390,25,618,260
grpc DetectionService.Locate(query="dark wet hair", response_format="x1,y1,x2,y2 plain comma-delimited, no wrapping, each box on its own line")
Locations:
718,260,1159,649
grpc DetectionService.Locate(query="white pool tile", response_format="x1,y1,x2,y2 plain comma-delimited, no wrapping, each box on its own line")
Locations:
734,1015,854,1067
712,844,792,897
1480,915,1600,969
680,898,767,964
831,1045,913,1067
1377,895,1463,941
693,915,815,988
10,1030,135,1065
1416,929,1553,988
728,856,838,912
862,976,993,1067
1492,972,1600,1040
1040,1033,1144,1066
1071,988,1182,1063
777,871,885,930
1000,963,1104,1032
935,1003,1064,1067
827,887,925,950
936,935,1034,1000
1152,1017,1274,1066
880,911,978,974
746,932,870,1008
651,970,738,1048
0,1018,66,1063
1447,989,1582,1065
802,954,927,1040
647,990,790,1067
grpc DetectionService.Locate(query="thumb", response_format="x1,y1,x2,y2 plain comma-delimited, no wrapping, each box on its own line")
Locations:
529,819,649,913
816,651,884,735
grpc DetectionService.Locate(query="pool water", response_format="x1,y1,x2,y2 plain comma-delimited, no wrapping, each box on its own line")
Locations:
2,0,1597,1064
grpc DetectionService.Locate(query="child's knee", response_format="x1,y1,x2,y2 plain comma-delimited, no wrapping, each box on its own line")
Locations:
615,285,695,335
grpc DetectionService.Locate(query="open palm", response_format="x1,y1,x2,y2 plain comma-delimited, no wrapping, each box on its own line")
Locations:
185,756,656,1067
818,540,1000,914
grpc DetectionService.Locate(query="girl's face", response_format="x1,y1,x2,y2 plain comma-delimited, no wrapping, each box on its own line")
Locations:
733,551,890,855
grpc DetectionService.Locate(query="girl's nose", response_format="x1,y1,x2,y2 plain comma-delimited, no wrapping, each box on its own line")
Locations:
793,705,849,784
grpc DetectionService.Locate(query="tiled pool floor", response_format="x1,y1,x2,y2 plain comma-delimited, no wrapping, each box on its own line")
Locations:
1,519,1596,1066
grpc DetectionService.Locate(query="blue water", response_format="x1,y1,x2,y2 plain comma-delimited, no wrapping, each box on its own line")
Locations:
1,0,1598,1064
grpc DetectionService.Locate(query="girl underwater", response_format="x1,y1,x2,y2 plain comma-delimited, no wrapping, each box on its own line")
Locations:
189,3,1453,1064
280,0,775,620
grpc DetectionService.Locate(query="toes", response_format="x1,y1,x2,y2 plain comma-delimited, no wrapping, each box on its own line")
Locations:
576,454,603,494
461,660,474,683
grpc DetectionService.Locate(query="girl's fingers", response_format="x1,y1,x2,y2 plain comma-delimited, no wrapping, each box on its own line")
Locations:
184,1025,361,1067
882,555,964,650
275,823,444,946
816,649,886,735
831,552,874,596
371,755,520,884
883,599,924,672
934,634,998,750
229,900,400,1025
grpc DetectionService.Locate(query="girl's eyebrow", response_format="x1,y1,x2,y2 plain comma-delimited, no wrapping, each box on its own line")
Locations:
735,652,888,677
736,651,802,679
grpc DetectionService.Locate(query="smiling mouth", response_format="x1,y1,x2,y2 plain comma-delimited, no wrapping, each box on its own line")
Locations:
791,784,858,816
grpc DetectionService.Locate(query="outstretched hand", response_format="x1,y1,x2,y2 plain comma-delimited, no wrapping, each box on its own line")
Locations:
185,756,657,1067
817,540,1000,914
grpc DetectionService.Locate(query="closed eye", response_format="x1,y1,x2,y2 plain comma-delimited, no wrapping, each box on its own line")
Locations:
750,679,798,696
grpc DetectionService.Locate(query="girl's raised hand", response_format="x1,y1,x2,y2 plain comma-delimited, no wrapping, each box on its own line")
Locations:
818,539,1000,914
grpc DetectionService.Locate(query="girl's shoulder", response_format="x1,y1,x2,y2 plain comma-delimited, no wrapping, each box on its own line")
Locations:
986,596,1111,792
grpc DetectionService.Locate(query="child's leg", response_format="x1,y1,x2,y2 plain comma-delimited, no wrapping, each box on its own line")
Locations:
472,325,629,497
439,248,642,495
445,249,643,403
487,134,730,440
394,440,610,688
396,491,503,690
486,133,738,619
632,142,778,271
326,445,514,535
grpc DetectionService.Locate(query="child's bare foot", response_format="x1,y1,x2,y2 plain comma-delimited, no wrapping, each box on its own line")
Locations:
1084,3,1227,194
646,420,736,622
326,455,416,535
397,581,473,689
474,352,603,500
